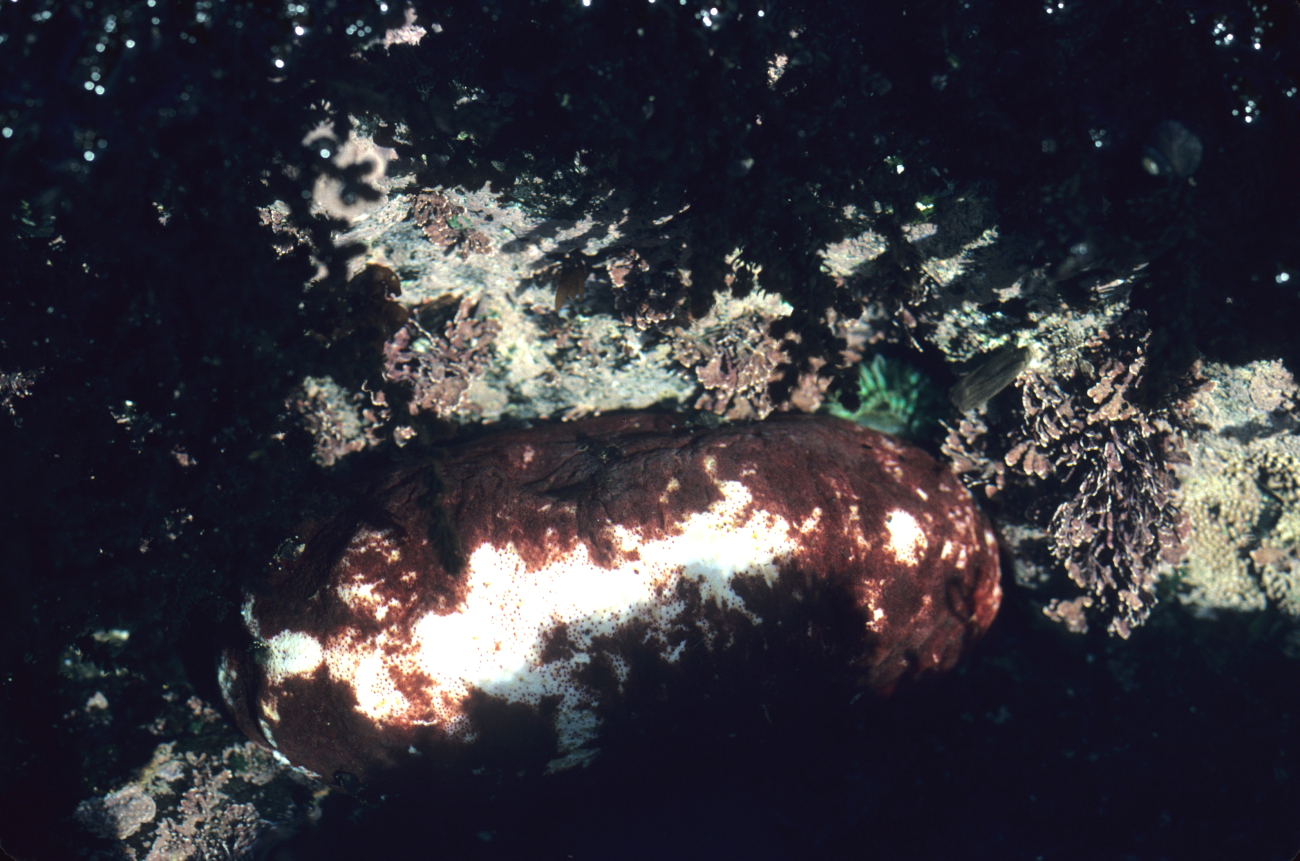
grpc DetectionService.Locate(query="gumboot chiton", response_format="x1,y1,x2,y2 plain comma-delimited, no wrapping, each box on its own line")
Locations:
220,413,1000,785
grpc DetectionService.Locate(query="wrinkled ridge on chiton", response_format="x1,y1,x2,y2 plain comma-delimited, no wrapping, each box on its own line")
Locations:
219,413,1001,786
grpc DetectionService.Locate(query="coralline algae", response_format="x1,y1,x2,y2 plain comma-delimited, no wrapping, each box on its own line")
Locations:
220,413,1001,786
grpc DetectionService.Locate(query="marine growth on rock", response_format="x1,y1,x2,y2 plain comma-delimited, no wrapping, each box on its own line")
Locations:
220,414,1001,787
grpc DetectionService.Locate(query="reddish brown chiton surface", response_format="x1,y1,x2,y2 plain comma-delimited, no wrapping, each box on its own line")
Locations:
220,413,1000,785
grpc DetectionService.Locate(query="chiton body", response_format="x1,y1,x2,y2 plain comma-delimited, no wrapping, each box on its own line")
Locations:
220,413,1001,786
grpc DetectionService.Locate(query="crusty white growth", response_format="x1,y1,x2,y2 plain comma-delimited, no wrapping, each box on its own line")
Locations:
250,477,822,767
262,630,325,687
884,509,927,565
337,576,396,622
845,504,875,554
861,580,887,630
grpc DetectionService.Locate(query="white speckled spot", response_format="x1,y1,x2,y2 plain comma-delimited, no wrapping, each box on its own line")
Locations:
860,581,886,631
337,577,395,622
263,630,325,686
342,645,403,718
884,509,927,565
799,508,823,534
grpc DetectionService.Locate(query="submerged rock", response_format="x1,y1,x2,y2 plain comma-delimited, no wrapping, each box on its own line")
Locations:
220,414,1000,787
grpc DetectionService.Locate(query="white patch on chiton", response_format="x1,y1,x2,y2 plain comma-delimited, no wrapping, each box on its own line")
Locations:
336,576,399,623
915,487,929,501
947,506,975,535
658,477,681,505
520,445,535,466
337,577,378,610
876,454,904,482
312,477,808,766
845,504,872,553
262,630,325,686
884,509,927,565
261,695,280,723
860,581,886,631
344,643,409,719
338,527,398,572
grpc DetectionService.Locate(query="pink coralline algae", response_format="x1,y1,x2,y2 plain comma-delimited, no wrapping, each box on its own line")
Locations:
220,414,1001,786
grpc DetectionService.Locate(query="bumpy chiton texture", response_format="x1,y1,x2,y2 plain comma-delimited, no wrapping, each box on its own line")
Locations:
220,414,1000,785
